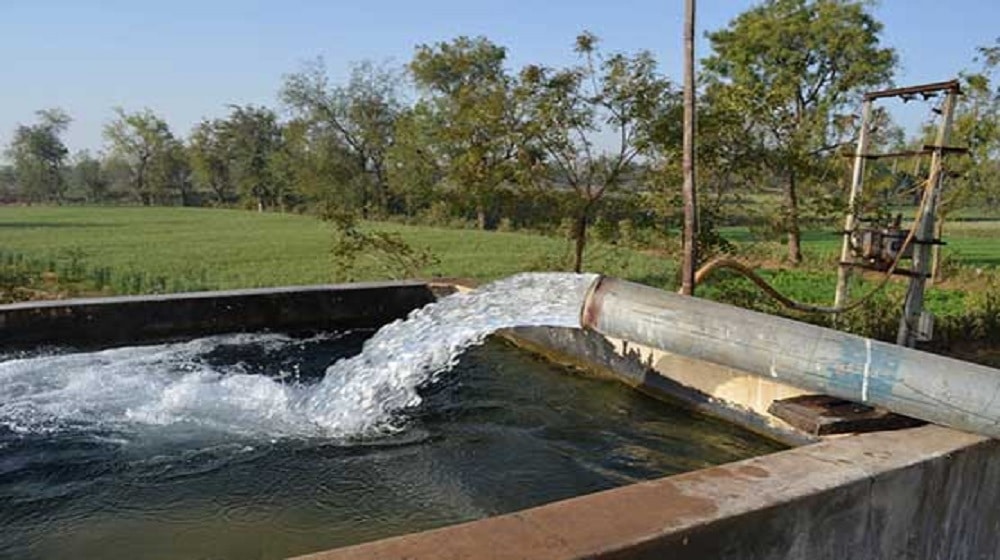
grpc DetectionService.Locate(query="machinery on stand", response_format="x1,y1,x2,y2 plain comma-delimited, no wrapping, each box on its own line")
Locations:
691,79,968,349
833,80,966,347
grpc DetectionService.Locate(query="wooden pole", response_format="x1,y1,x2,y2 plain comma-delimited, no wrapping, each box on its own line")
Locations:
897,88,958,347
680,0,698,296
834,99,873,309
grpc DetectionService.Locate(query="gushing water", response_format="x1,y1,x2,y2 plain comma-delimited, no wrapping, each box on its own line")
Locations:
0,273,597,440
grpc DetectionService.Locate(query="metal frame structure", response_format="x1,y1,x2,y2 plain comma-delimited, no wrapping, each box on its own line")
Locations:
832,80,963,347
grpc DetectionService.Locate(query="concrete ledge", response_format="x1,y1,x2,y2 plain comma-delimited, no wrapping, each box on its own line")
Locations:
294,425,996,560
0,281,436,349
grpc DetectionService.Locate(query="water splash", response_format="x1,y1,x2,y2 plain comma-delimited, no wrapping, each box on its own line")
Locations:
301,272,599,436
0,333,326,438
0,273,597,440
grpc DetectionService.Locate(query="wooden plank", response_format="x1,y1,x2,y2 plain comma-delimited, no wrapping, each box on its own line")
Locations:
768,395,925,436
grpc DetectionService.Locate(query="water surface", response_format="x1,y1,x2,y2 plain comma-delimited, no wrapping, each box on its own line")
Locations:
0,331,783,559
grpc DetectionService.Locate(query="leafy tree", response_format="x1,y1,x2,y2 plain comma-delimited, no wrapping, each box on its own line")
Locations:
517,32,673,272
281,59,402,216
188,119,235,205
154,139,194,206
220,105,285,212
386,104,443,217
410,36,519,229
100,155,135,202
323,205,438,281
703,0,896,263
648,94,759,257
104,108,185,205
69,150,109,203
0,165,16,202
947,41,1000,211
928,39,1000,279
959,40,1000,211
274,117,363,211
5,108,72,203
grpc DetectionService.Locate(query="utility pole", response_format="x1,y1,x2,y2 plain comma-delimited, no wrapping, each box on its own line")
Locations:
831,80,961,343
834,99,873,310
898,87,958,347
680,0,698,296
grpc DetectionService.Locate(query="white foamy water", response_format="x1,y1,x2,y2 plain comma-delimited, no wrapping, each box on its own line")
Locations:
0,273,597,440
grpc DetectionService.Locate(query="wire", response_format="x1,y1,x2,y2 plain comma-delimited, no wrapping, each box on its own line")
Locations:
690,177,932,315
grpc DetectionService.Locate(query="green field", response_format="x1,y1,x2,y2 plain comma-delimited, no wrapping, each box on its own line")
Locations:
1,206,996,323
0,206,674,292
720,223,1000,269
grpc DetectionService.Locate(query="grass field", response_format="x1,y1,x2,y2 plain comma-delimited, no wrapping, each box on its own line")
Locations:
720,223,1000,268
1,206,996,321
0,206,674,292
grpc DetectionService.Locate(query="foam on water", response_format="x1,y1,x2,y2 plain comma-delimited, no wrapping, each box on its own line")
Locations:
0,273,598,440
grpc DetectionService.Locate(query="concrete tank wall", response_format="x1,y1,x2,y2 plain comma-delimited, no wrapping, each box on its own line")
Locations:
295,425,999,560
0,282,435,349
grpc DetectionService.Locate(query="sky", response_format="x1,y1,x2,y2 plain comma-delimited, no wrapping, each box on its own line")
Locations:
1,0,997,155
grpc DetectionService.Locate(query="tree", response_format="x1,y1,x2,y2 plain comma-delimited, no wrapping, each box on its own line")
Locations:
281,59,402,216
410,36,519,229
69,150,108,203
188,119,235,205
929,39,1000,280
517,32,673,272
154,138,194,206
323,206,438,282
693,97,765,220
104,108,185,205
386,104,443,217
220,105,284,212
0,165,16,202
5,108,72,203
703,0,896,263
274,116,362,210
960,40,1000,210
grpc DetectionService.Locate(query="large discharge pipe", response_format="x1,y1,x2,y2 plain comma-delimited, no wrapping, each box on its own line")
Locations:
580,276,1000,439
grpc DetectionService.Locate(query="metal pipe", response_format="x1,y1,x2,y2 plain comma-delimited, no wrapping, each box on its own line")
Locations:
580,276,1000,439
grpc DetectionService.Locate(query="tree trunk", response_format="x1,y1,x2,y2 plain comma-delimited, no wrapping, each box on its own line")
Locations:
476,206,487,230
136,158,148,206
179,186,193,207
257,198,264,212
573,212,588,274
213,183,226,206
373,165,389,216
360,181,370,219
785,172,803,264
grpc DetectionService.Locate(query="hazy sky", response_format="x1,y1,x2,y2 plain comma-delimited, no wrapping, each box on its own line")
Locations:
1,0,997,155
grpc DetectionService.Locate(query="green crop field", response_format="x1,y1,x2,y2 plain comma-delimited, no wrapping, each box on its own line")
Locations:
0,206,674,292
719,223,1000,269
1,206,996,321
